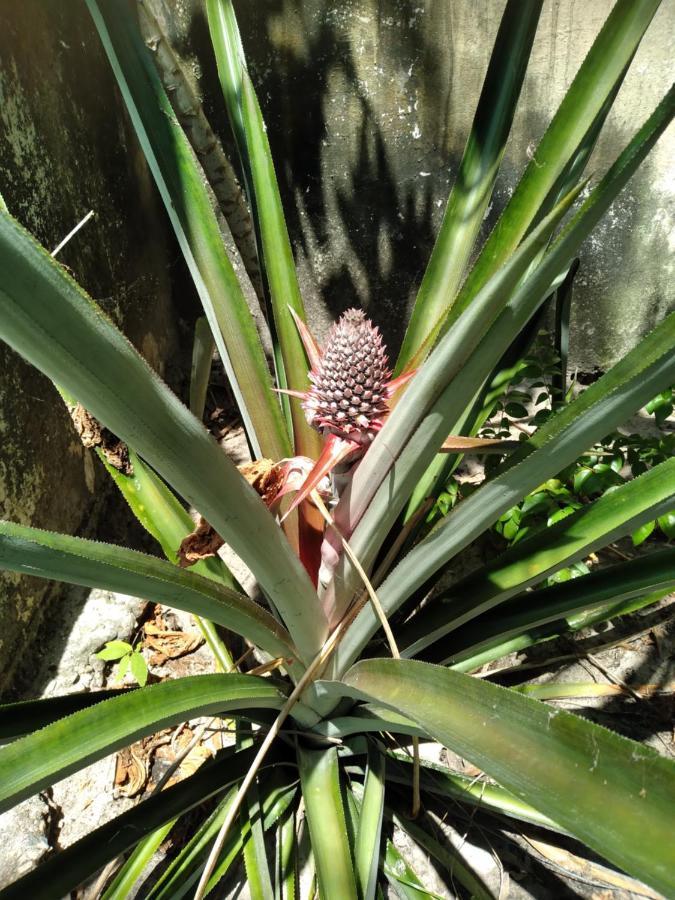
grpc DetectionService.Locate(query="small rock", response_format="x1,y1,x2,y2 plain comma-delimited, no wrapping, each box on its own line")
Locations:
42,589,145,698
0,796,50,888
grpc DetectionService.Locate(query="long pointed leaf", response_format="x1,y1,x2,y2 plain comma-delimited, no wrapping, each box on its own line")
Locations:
85,0,290,461
242,781,275,900
383,838,433,900
276,804,297,900
0,674,285,813
98,448,236,670
448,555,675,670
206,0,321,461
342,659,675,897
147,772,297,900
0,521,297,667
329,78,675,672
384,754,562,834
449,595,662,674
101,449,234,583
102,818,177,900
400,459,675,656
297,746,358,900
136,2,264,302
335,309,675,676
0,209,328,663
323,186,582,623
0,745,287,900
330,86,674,625
0,690,122,742
190,316,216,420
355,748,386,900
396,0,543,373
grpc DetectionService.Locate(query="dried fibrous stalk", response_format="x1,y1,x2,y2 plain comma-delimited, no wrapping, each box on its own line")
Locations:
138,0,263,300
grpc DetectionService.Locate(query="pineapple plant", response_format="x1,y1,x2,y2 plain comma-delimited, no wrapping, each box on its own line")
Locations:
0,0,673,897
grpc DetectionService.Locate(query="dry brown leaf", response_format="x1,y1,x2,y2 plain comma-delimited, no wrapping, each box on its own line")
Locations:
114,745,148,798
179,743,213,779
69,402,133,475
238,458,285,506
177,459,286,568
248,657,292,676
143,621,203,664
177,517,224,568
440,435,519,454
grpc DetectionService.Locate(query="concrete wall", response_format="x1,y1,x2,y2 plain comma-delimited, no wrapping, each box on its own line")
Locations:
237,0,674,367
154,0,673,366
0,0,194,689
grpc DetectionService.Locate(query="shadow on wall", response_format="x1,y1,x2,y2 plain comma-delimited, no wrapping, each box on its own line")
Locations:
183,0,459,356
178,0,673,368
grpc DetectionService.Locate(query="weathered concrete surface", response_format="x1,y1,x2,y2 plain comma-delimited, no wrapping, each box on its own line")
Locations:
151,0,674,365
238,0,675,366
0,0,194,689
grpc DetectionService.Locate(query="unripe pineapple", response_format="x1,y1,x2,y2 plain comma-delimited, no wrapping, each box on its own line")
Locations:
303,308,391,443
276,306,415,517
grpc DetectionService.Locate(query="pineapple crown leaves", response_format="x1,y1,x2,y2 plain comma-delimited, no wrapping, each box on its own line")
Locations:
276,307,415,519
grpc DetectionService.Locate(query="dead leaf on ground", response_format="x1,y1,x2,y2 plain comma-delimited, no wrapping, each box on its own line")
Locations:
114,732,172,797
114,745,147,798
143,620,203,665
69,403,133,475
152,726,217,789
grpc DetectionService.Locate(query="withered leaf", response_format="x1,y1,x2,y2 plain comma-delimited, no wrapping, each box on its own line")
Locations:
177,459,285,568
177,517,224,568
143,621,203,664
238,458,285,507
69,402,134,475
114,744,148,798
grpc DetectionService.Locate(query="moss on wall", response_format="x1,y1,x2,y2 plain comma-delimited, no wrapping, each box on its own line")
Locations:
0,0,196,689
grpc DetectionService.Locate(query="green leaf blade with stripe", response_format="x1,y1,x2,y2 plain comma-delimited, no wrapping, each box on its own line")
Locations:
444,0,662,332
0,674,285,813
400,459,675,657
396,0,543,373
86,0,291,462
342,659,675,898
206,0,321,461
297,746,358,900
0,520,298,669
